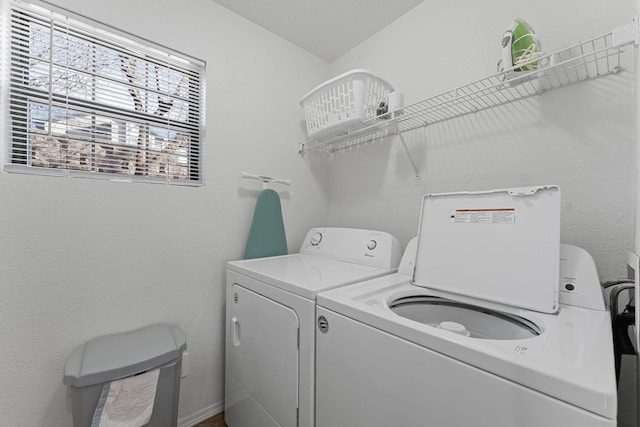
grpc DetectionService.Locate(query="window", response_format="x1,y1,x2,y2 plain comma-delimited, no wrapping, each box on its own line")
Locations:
1,0,205,185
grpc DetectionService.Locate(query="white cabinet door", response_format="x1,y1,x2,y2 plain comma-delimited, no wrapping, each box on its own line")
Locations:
228,284,299,427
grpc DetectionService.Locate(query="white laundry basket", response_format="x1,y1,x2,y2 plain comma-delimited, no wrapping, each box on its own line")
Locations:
300,69,394,139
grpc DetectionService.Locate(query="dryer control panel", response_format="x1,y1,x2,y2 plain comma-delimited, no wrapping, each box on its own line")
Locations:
300,228,401,270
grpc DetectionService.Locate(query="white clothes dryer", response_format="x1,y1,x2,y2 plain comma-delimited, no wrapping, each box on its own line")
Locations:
224,228,401,427
315,187,617,427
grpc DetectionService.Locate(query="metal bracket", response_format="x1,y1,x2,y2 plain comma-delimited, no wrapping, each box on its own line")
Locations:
396,133,420,180
612,18,639,47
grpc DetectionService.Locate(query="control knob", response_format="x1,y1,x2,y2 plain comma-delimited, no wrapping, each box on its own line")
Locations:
310,232,323,246
367,240,377,250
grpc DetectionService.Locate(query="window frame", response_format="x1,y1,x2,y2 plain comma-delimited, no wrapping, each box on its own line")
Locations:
1,0,206,186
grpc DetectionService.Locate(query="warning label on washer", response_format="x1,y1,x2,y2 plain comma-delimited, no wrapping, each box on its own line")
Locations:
449,208,515,224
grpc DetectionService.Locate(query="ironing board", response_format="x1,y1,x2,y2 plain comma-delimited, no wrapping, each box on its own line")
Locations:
244,188,287,259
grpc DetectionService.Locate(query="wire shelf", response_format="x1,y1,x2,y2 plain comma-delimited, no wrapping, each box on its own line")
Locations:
300,29,635,154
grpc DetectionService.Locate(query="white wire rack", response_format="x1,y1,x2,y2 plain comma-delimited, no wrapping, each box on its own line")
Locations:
299,27,637,155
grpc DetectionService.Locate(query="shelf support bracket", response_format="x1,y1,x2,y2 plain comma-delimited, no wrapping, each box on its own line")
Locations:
612,18,639,47
396,133,420,180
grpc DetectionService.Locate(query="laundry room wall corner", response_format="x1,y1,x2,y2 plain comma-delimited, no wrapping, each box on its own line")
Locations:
327,0,634,280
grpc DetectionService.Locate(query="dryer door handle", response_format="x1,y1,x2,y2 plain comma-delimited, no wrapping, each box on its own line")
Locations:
232,316,241,347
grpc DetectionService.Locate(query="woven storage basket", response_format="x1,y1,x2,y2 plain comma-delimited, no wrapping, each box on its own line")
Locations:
300,69,394,139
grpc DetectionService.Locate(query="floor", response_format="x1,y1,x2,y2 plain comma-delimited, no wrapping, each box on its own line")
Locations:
194,412,227,427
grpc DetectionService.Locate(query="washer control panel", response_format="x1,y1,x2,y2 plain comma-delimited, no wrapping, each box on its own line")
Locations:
558,244,605,311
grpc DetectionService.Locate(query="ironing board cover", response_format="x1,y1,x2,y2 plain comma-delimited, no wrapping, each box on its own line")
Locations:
244,189,288,259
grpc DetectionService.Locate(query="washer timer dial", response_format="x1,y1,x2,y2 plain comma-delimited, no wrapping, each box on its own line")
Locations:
367,240,377,250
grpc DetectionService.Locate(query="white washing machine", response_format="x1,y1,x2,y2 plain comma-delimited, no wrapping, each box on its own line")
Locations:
225,227,401,427
315,186,617,426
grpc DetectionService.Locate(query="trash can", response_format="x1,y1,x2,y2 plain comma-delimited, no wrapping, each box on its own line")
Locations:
64,324,187,427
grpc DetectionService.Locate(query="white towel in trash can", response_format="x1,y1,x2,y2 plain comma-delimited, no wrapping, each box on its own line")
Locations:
91,369,159,427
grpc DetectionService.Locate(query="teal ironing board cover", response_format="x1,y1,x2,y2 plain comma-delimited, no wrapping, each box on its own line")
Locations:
244,189,288,259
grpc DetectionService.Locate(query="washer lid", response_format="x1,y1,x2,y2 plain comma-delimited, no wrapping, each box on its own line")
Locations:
412,186,560,313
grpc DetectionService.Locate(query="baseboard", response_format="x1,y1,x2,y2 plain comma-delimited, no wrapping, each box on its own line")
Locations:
177,400,224,427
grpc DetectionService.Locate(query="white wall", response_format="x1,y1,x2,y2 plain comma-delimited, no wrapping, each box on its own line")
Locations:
1,0,636,424
0,0,330,425
328,0,635,280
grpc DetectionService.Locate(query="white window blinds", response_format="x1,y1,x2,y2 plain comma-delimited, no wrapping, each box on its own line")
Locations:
2,0,206,185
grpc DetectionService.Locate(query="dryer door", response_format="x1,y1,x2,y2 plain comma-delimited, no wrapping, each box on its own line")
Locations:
226,284,299,427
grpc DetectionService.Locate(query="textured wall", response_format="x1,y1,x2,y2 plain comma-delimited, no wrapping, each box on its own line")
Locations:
328,0,635,281
0,0,330,425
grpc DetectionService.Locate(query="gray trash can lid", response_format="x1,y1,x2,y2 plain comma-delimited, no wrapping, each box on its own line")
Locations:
64,323,187,387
